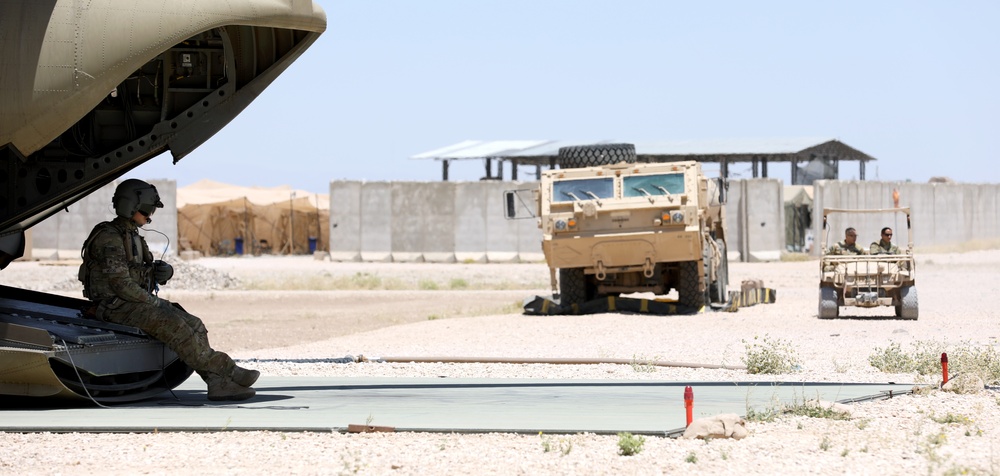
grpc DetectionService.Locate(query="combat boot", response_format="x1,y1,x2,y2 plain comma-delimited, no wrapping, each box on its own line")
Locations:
205,374,255,401
232,365,260,387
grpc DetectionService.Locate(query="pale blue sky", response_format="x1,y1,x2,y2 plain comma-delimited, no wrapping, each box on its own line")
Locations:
132,0,999,194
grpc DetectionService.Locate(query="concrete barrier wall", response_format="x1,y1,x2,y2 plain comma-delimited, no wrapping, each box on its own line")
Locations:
331,179,782,263
453,182,489,262
330,180,541,262
358,182,392,262
30,179,178,259
35,179,1000,263
328,181,362,261
813,181,1000,254
391,182,456,262
724,179,785,262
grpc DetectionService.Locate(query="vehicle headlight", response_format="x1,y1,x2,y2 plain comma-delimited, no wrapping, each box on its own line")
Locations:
672,212,684,223
554,219,567,231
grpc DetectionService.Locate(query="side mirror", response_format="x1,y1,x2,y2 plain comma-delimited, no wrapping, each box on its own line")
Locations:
716,177,728,205
503,189,537,220
504,190,517,219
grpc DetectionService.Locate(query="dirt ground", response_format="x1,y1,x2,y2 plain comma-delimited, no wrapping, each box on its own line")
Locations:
158,289,530,351
5,252,1000,475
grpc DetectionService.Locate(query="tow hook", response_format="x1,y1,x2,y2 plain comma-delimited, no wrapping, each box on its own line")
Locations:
643,258,655,278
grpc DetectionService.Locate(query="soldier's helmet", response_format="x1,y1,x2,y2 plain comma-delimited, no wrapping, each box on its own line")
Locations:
113,179,163,221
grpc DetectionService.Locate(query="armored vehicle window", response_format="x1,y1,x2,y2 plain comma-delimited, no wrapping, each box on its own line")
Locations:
552,178,614,203
623,173,685,198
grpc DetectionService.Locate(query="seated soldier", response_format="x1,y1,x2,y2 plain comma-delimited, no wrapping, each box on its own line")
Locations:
79,179,259,401
827,227,865,255
869,227,901,254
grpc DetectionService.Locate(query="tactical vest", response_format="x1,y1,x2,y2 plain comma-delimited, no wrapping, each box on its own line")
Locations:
79,220,155,300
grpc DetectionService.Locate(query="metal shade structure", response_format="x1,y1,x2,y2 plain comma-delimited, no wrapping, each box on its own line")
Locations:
412,138,876,184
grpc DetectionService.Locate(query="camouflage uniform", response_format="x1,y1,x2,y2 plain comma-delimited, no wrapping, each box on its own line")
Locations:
827,240,865,255
869,239,901,255
80,216,253,399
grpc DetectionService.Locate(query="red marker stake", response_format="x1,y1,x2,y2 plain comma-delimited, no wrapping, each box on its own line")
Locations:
941,353,949,386
684,386,694,427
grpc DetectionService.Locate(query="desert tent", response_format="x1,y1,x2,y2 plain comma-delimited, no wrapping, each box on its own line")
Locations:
177,180,329,256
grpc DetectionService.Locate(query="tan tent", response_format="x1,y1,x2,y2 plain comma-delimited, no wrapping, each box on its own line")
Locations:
177,180,329,256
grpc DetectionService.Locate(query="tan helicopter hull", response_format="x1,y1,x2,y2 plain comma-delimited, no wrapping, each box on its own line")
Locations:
0,0,326,402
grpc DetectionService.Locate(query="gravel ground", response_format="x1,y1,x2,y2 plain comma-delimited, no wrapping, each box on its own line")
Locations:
2,252,1000,475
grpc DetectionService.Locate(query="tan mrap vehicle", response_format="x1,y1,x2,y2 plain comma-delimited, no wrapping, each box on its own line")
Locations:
518,144,729,309
818,207,917,320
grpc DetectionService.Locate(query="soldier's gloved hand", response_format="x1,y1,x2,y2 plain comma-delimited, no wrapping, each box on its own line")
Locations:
153,260,174,285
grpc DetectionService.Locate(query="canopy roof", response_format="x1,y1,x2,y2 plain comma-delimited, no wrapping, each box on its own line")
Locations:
411,138,875,165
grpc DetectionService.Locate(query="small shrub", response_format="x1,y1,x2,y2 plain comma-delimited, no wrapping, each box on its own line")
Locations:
449,278,469,289
741,335,801,374
950,344,1000,385
540,433,572,456
868,342,916,373
911,340,947,375
745,405,778,423
784,401,851,421
832,358,849,373
617,432,645,456
685,451,698,463
629,355,658,373
559,439,572,456
351,272,383,289
819,435,831,451
418,279,439,290
931,413,972,425
869,340,1000,384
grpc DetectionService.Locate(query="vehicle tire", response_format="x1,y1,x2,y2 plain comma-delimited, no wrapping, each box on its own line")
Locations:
558,143,636,169
708,238,729,304
678,260,706,309
899,285,918,320
818,287,838,319
559,268,593,307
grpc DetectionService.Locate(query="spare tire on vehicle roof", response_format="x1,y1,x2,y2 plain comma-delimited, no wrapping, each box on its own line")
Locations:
557,143,636,168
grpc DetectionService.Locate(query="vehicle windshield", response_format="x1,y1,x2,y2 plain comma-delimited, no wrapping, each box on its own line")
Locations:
623,173,684,198
552,177,614,203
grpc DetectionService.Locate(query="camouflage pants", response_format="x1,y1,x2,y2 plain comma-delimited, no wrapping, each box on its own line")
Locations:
97,298,235,379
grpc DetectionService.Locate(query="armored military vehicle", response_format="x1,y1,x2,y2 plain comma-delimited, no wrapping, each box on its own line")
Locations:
818,208,917,320
527,144,729,309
